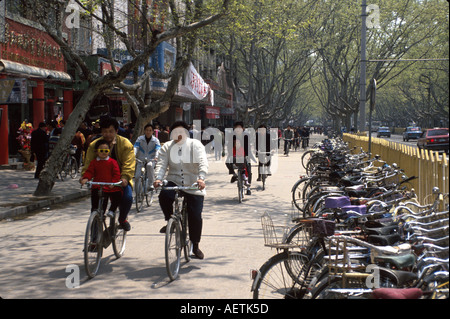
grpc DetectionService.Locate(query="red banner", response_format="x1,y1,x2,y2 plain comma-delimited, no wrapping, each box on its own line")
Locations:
1,19,65,72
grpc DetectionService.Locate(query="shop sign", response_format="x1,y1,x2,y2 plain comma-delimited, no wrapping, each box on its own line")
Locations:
1,20,65,72
205,106,220,120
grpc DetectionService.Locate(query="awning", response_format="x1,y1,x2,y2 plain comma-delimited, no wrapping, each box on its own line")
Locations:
0,60,72,82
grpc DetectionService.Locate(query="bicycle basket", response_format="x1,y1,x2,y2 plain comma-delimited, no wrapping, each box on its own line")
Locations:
261,212,297,249
312,219,336,237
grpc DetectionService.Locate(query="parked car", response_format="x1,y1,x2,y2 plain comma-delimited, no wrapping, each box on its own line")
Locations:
376,126,391,138
417,128,449,153
403,126,422,141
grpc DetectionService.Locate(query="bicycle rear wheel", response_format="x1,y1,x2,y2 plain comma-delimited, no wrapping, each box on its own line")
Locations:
111,213,127,258
135,177,144,212
84,211,103,278
165,218,181,281
261,173,267,191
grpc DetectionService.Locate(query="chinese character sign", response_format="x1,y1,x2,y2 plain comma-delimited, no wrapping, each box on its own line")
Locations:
185,62,210,100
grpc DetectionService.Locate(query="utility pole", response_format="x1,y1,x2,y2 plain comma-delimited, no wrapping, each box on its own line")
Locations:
358,0,367,133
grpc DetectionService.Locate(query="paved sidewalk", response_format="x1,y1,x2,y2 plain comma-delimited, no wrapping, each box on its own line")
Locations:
0,169,89,220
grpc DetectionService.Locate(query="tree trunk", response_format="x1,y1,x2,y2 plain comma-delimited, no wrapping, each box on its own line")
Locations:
34,87,100,196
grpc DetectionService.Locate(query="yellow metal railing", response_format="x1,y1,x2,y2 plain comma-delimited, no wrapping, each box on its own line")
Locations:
343,133,449,203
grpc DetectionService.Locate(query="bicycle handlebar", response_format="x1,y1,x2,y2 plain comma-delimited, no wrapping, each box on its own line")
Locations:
82,181,123,189
156,180,200,191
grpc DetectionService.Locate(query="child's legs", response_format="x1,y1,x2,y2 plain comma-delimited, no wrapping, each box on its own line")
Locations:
91,189,100,212
107,191,123,212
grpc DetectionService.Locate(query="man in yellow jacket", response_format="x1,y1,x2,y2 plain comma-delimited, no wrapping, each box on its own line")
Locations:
81,117,135,231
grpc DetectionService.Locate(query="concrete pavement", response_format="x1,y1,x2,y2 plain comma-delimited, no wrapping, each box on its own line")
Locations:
0,168,89,221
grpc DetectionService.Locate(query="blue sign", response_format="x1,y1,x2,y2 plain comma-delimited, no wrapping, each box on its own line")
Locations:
97,41,176,88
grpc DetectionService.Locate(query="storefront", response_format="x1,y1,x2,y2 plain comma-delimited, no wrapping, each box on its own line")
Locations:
0,18,72,164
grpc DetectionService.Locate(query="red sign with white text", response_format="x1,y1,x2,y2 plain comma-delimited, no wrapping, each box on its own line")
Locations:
1,19,66,72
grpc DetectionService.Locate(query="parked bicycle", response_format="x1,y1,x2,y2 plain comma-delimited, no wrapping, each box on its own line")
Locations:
135,158,157,212
251,213,335,299
59,145,78,181
157,181,199,281
83,181,126,279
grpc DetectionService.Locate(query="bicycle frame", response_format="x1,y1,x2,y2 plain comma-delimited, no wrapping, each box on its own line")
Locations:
83,181,125,279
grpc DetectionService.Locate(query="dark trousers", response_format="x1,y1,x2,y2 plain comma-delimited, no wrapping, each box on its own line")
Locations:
159,182,204,243
119,185,133,222
34,153,47,179
226,161,252,184
90,188,123,213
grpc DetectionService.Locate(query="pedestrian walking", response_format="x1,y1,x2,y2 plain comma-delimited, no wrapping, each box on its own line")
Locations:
30,122,49,179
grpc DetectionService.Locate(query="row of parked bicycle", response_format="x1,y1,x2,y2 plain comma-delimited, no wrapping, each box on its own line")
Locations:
251,137,449,299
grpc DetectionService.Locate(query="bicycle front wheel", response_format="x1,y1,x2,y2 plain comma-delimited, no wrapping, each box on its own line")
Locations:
135,177,144,212
165,218,181,281
69,156,78,179
111,213,127,258
182,206,192,262
144,178,155,207
84,211,103,279
252,251,309,299
238,175,244,203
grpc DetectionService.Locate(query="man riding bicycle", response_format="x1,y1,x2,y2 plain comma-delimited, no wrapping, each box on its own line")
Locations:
134,123,160,191
225,121,253,195
154,121,208,259
82,117,135,231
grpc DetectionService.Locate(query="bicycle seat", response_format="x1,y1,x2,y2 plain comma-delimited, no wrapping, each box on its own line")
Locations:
373,253,416,269
377,267,418,286
363,225,399,236
372,288,422,299
324,196,351,209
368,233,401,246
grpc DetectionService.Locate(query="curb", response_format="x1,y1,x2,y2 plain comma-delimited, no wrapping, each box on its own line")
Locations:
0,189,90,221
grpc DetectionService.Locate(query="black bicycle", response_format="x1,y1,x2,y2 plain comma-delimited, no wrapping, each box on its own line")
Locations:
83,181,126,279
158,181,199,281
234,163,247,203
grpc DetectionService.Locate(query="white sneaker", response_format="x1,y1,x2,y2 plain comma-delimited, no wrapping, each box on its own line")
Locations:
106,210,115,218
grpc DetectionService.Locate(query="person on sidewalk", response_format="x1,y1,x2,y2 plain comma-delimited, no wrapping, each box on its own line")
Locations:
283,125,294,155
80,139,123,217
154,121,208,259
82,117,135,231
30,122,49,179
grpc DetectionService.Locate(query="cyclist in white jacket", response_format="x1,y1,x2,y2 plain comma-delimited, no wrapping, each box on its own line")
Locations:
134,123,161,190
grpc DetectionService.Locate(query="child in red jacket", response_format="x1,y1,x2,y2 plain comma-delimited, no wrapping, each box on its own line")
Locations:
81,139,122,217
